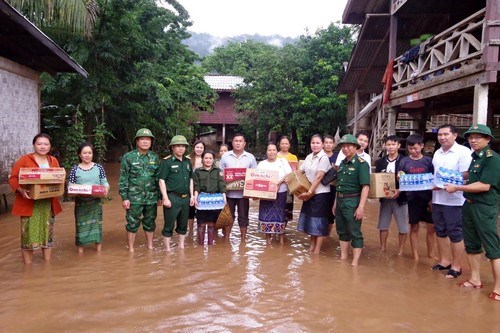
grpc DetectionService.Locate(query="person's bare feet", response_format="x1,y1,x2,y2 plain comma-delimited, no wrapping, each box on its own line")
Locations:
77,246,84,254
95,243,102,252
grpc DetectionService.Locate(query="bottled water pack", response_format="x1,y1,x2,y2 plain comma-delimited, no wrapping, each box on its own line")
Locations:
197,193,225,210
399,173,435,191
434,167,464,188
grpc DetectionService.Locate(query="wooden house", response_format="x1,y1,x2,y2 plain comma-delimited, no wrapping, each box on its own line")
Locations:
339,0,500,159
197,75,244,148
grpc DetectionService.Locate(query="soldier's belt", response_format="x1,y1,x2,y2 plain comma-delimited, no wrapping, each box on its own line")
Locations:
168,191,189,198
337,192,360,198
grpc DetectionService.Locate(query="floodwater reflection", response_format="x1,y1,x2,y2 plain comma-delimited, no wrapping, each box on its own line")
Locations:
0,163,499,332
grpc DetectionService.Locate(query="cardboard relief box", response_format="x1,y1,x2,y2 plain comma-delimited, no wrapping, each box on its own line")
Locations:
223,168,247,190
285,170,311,196
26,184,65,200
369,173,397,199
243,168,279,200
67,184,107,197
19,168,66,184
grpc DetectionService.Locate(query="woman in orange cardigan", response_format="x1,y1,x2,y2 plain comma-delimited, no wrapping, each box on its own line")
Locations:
9,133,63,264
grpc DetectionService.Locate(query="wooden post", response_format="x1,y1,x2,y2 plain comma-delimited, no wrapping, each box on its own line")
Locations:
473,84,489,125
386,106,396,135
354,89,359,133
222,124,226,144
389,15,397,60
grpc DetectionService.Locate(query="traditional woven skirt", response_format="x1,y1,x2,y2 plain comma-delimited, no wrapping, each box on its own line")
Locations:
297,192,330,236
258,191,287,234
75,197,103,245
21,199,54,250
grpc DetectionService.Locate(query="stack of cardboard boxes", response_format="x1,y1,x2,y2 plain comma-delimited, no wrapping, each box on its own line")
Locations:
19,168,66,199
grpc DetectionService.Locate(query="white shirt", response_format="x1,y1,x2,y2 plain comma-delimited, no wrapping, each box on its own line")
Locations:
432,142,472,206
336,150,372,173
300,150,331,194
257,158,293,193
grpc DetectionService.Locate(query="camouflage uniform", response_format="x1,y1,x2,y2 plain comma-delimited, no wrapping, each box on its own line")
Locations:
119,149,160,233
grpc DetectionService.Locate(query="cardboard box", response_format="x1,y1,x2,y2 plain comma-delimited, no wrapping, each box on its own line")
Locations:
67,184,107,197
26,184,64,200
243,168,279,200
285,170,311,196
369,173,397,198
19,168,66,184
224,168,247,190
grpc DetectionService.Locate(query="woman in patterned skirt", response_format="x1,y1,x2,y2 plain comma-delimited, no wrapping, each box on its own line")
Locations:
258,143,293,245
68,142,109,253
295,134,331,254
9,133,63,264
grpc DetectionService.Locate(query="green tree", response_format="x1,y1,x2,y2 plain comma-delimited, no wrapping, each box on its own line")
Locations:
8,0,98,38
202,40,279,76
41,0,216,159
203,24,355,149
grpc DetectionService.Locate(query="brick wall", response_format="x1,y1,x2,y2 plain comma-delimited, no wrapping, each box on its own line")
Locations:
0,57,40,183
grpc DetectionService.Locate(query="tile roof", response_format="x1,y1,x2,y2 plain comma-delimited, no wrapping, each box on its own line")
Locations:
204,75,244,91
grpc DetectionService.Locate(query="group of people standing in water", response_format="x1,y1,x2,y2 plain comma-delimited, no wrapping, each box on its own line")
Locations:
7,124,500,302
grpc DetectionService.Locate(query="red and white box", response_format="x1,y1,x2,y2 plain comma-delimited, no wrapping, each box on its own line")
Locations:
223,168,247,190
19,168,66,184
243,168,279,200
67,184,107,197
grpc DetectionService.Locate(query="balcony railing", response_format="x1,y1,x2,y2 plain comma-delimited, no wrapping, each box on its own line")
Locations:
392,8,486,90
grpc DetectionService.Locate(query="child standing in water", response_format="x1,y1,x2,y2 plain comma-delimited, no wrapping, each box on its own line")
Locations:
193,150,226,245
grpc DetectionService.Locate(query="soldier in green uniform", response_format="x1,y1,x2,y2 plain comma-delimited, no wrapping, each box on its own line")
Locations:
159,135,195,251
334,134,370,267
444,124,500,302
119,128,160,252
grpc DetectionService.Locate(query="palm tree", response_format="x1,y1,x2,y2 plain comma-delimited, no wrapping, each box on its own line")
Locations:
7,0,99,38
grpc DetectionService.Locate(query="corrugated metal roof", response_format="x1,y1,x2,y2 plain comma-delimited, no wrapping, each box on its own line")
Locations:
342,0,389,24
204,75,244,91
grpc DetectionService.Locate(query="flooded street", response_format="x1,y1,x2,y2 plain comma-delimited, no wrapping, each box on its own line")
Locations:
1,163,499,332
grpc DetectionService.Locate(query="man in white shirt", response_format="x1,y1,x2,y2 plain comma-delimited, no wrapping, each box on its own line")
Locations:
219,133,257,241
431,124,472,279
335,131,372,173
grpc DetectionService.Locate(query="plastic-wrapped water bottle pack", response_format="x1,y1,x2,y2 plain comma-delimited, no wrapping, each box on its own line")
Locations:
196,193,225,210
399,173,435,191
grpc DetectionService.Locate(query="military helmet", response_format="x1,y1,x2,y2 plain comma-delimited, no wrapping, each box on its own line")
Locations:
463,124,495,141
338,134,361,149
169,135,189,147
134,128,155,140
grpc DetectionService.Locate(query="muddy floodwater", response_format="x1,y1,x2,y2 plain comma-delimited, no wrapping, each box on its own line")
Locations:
1,163,499,332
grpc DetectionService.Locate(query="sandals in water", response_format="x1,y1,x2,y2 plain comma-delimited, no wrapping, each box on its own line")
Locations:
488,291,500,301
445,268,462,279
431,263,451,271
458,280,483,289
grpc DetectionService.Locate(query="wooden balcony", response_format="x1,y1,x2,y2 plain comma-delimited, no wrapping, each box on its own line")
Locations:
389,8,495,106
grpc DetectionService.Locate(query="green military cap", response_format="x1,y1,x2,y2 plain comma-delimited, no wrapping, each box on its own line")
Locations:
464,124,495,141
338,134,361,149
169,135,189,146
134,128,155,140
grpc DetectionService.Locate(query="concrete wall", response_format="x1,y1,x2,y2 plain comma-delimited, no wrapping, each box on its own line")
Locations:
0,56,40,182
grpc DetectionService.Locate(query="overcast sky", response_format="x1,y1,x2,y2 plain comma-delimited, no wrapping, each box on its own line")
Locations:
175,0,349,37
